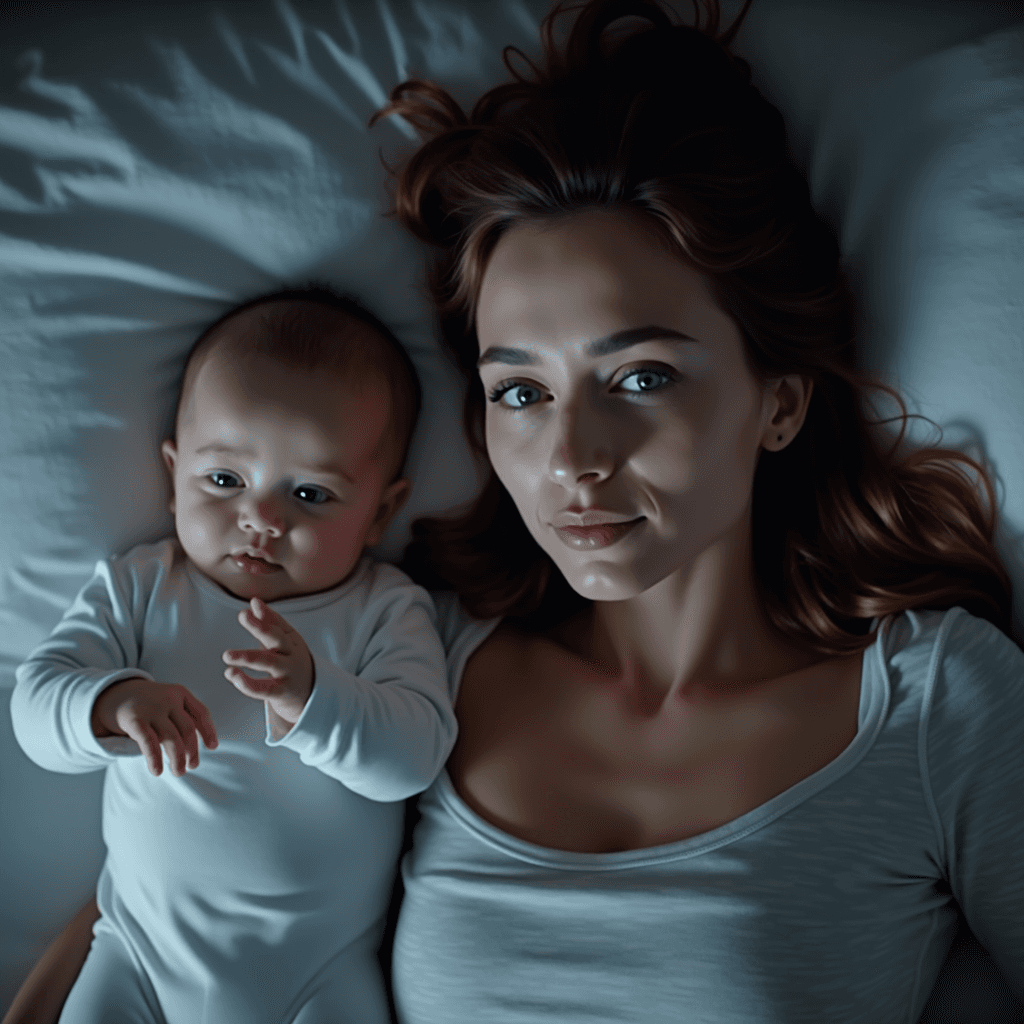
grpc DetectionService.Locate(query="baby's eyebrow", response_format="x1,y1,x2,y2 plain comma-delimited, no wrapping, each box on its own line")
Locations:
300,466,355,486
193,445,354,485
194,443,249,457
476,324,698,367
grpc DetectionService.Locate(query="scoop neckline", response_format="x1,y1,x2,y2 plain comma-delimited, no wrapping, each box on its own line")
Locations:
433,615,891,870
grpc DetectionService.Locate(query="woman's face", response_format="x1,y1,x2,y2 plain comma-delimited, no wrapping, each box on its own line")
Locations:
475,207,810,602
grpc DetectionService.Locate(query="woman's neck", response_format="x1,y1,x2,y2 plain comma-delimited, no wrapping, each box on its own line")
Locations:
566,545,820,716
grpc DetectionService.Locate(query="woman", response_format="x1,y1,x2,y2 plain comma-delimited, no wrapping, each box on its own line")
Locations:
6,1,1023,1022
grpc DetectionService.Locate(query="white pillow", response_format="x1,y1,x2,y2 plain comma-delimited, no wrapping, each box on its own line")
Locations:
731,0,1024,648
2,1,1022,1017
809,21,1024,647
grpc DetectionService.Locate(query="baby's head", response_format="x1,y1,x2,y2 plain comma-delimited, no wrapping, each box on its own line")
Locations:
161,287,421,602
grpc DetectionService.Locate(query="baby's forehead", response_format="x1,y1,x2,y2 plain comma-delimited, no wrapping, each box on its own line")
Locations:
178,301,391,427
205,302,386,377
198,341,378,401
185,346,390,444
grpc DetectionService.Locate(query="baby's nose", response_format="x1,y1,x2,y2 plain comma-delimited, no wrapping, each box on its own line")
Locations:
239,498,285,537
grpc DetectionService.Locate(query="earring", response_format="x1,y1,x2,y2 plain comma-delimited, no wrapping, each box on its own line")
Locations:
777,434,783,442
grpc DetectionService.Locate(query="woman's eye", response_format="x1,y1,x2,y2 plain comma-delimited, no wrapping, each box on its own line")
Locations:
618,368,675,393
208,472,241,488
294,485,330,505
486,369,674,408
486,382,544,409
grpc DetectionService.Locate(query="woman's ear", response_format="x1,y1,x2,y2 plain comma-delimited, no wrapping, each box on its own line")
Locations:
763,375,814,450
160,439,178,515
364,477,413,548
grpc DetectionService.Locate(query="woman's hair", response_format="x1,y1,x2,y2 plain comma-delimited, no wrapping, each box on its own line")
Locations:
374,0,1017,654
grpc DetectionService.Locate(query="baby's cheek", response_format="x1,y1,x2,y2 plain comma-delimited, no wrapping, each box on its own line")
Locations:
176,502,219,552
290,527,321,557
292,519,365,568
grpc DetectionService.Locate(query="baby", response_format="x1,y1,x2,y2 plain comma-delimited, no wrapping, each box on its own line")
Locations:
11,288,454,1024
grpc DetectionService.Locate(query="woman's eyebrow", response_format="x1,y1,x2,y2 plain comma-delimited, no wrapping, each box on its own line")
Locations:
476,325,697,367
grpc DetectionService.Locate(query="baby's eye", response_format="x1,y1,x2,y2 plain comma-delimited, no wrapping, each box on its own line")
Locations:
294,485,330,505
617,368,675,393
208,471,241,488
487,382,544,409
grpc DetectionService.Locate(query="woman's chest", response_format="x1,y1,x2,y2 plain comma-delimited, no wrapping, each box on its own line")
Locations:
447,627,864,854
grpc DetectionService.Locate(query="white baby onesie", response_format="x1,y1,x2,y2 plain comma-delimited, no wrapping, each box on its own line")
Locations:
12,537,455,1024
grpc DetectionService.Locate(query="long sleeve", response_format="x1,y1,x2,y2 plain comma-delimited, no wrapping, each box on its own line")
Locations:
267,574,455,803
926,608,1024,1001
11,555,156,773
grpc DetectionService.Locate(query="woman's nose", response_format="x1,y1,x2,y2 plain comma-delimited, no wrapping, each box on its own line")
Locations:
238,496,285,537
546,401,615,485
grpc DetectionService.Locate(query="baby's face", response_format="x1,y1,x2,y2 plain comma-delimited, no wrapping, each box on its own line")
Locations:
161,346,408,602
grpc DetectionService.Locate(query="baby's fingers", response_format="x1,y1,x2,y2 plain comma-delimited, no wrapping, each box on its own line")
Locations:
223,647,284,678
158,716,192,777
169,709,201,772
238,598,285,649
184,693,218,751
122,720,165,777
225,665,279,697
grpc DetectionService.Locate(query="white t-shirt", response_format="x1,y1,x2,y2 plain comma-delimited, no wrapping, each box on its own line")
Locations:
12,537,454,1023
393,597,1024,1024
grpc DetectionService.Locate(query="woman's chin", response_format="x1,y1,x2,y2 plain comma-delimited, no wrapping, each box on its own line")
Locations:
548,540,690,602
538,519,674,602
559,562,652,602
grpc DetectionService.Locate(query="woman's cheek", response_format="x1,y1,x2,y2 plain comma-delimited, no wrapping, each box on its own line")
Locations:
632,424,697,492
492,425,541,498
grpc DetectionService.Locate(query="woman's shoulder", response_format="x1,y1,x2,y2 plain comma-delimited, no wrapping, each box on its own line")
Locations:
430,590,495,640
886,608,1024,870
885,604,1022,678
886,604,1024,742
430,591,507,697
928,606,1023,715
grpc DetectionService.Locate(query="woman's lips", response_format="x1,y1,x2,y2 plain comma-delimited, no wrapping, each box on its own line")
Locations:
554,517,645,550
232,554,283,575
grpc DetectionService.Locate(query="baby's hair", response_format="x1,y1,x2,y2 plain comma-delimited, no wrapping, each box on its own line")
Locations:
173,285,422,483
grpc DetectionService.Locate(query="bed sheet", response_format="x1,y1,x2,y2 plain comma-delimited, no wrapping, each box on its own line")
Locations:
2,1,1022,1019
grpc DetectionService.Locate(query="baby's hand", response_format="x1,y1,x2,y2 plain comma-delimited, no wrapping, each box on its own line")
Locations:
223,598,314,732
91,678,218,777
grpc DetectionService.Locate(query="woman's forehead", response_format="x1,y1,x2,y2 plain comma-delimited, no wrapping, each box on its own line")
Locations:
486,207,681,268
476,211,725,352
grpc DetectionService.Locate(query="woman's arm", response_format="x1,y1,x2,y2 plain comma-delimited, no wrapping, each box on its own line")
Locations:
1,897,98,1024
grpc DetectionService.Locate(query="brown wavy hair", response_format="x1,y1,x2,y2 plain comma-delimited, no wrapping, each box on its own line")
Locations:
373,0,1017,654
